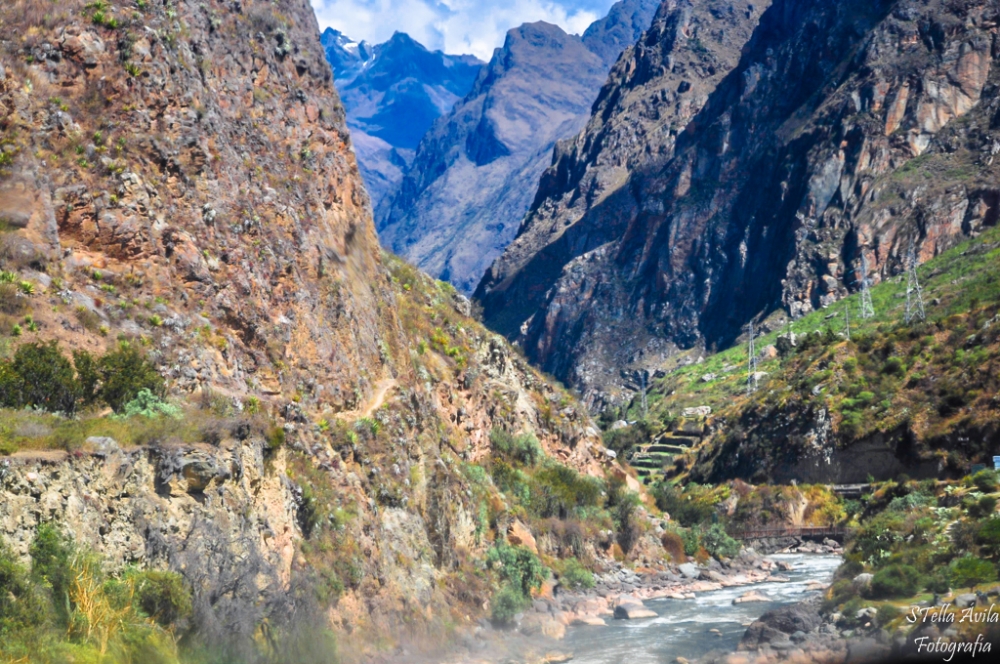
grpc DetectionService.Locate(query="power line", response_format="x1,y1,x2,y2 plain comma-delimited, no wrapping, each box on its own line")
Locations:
905,240,926,324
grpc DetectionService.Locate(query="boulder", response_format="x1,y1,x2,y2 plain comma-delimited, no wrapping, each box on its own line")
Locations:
614,601,657,620
508,520,538,554
678,563,700,579
852,573,873,590
733,591,769,604
955,593,978,609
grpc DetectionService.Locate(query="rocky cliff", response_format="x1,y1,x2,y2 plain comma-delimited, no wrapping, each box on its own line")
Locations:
0,0,657,660
477,0,1000,409
377,0,661,295
324,30,483,211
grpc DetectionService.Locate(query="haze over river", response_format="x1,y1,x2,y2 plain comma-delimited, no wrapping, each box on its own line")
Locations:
564,554,842,664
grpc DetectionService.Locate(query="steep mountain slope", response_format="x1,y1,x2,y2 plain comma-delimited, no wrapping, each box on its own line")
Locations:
327,31,483,210
614,224,1000,486
378,0,661,295
0,1,659,660
478,0,1000,409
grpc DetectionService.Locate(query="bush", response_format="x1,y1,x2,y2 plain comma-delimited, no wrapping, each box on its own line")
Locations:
491,583,528,627
0,542,47,638
114,389,181,420
528,461,603,519
97,343,164,412
972,469,999,493
925,572,951,594
949,555,996,589
653,483,714,527
681,528,700,556
702,523,740,560
868,564,921,599
29,523,73,612
661,529,686,562
485,544,547,598
490,428,543,467
557,558,595,591
132,569,192,627
977,518,1000,559
0,283,26,315
876,603,901,626
0,341,80,413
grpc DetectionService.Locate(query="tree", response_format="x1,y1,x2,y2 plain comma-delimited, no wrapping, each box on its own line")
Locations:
97,343,164,412
0,342,79,413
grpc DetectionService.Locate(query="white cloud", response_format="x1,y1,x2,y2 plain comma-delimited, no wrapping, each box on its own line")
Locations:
310,0,614,60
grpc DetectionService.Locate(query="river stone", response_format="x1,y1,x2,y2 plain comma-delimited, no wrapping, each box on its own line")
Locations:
679,563,700,579
852,573,873,590
733,591,769,604
955,593,978,609
614,602,657,620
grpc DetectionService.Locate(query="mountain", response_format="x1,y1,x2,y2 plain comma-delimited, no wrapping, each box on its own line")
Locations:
377,0,662,295
477,0,999,409
320,27,375,83
323,29,483,210
0,0,656,660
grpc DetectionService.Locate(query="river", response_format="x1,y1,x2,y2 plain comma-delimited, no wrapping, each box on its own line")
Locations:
562,554,842,664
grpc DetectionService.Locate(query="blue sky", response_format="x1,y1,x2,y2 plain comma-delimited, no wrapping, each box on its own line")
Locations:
310,0,618,60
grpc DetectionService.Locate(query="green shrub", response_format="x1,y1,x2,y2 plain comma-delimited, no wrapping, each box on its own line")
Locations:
868,564,921,599
491,583,528,627
97,343,165,412
557,558,595,591
132,569,192,627
72,350,100,405
876,603,901,626
653,483,714,527
972,469,999,493
528,461,603,518
977,518,1000,559
29,523,73,612
681,527,700,556
822,578,858,612
949,555,996,589
702,523,740,560
925,572,950,594
114,389,181,420
882,357,905,376
0,542,47,638
490,428,543,466
485,544,547,598
0,341,80,413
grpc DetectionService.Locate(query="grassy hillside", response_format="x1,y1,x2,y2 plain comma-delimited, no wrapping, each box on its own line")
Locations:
607,225,1000,484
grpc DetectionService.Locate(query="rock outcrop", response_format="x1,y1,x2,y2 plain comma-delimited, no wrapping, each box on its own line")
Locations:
378,0,661,295
0,0,630,656
477,0,1000,408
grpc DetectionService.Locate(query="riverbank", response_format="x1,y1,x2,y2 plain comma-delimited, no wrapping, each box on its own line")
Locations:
721,589,1000,664
387,552,842,664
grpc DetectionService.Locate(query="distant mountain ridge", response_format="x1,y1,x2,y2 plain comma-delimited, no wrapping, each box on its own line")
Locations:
321,28,483,210
376,0,662,294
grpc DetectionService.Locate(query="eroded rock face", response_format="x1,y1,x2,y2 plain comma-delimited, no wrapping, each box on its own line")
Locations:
0,0,629,649
0,441,299,593
477,0,1000,408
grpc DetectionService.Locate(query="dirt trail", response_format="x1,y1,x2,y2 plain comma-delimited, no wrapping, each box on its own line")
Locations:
335,378,398,420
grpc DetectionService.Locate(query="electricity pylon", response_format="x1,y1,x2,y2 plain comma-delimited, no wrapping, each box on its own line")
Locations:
746,322,759,395
905,241,926,324
859,255,876,319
